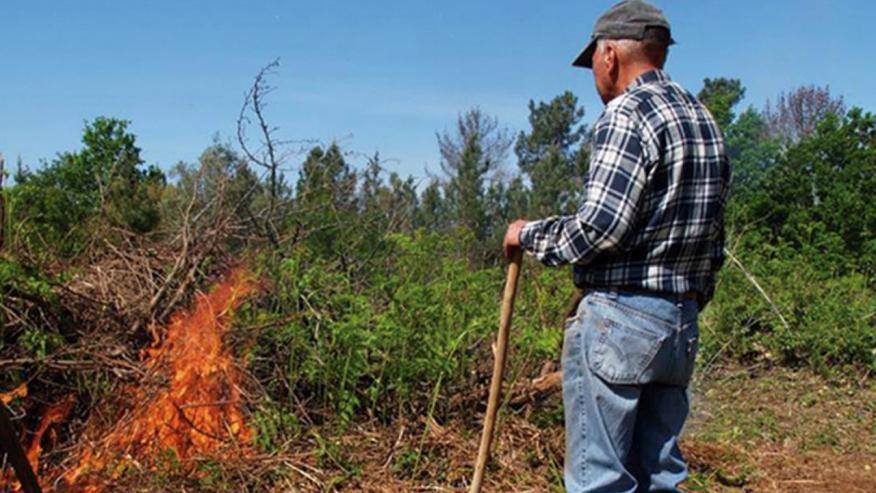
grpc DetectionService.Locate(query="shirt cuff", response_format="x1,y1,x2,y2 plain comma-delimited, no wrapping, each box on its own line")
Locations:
518,220,542,252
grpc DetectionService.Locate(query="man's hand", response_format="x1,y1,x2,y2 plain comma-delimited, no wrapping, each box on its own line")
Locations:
503,219,528,260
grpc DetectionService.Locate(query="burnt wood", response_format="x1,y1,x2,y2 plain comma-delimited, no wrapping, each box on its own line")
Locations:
0,404,42,493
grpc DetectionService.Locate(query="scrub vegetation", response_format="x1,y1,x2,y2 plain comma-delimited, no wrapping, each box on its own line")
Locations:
1,66,873,491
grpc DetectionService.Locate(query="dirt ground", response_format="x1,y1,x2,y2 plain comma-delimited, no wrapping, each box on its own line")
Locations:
9,364,874,492
681,364,876,492
236,364,876,492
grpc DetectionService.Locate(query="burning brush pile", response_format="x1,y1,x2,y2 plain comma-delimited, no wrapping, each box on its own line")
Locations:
1,267,257,492
0,151,273,492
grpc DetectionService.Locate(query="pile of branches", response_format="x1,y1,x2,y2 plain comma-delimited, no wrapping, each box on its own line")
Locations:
0,60,317,492
0,154,261,451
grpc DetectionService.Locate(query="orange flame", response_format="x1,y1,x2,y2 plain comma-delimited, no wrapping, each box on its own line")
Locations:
0,383,27,405
1,392,73,492
27,395,76,472
57,267,257,491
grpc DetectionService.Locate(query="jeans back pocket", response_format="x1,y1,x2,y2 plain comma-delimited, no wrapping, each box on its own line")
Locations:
587,310,667,385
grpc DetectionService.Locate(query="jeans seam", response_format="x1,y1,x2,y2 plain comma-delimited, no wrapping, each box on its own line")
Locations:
579,332,588,483
588,296,676,329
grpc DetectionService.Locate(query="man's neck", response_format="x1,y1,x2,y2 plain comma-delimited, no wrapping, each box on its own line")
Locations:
615,63,661,96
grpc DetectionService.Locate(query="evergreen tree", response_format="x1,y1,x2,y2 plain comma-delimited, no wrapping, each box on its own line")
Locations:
360,152,383,215
296,143,356,213
515,91,589,217
357,154,418,236
415,179,446,232
386,172,418,234
13,155,27,184
698,78,745,130
437,109,511,241
724,106,778,203
296,143,357,256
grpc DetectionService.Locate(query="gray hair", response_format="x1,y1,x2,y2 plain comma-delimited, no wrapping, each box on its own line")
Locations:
595,27,671,67
596,38,643,56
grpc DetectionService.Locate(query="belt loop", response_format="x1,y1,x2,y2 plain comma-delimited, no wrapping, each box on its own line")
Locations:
607,287,619,300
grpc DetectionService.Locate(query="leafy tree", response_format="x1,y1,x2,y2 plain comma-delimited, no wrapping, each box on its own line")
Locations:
515,91,590,217
693,78,876,374
765,109,876,274
167,142,261,237
12,117,164,255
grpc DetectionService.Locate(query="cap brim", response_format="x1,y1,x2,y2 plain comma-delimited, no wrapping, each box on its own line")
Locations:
572,38,597,69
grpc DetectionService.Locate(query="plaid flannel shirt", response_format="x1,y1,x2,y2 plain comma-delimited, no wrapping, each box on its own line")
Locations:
519,69,730,305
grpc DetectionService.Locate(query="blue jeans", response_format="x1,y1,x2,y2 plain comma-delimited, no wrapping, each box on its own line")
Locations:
562,288,699,493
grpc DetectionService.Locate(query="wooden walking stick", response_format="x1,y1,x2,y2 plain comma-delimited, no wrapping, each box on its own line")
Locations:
469,248,522,493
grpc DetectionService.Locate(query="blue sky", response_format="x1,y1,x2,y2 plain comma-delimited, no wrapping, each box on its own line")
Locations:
3,1,874,181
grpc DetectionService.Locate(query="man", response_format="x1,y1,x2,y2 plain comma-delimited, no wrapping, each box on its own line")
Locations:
503,1,730,491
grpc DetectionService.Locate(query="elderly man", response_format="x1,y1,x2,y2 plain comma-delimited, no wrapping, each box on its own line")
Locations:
503,1,730,491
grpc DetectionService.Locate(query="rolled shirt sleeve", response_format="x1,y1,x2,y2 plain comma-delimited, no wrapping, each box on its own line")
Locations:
519,109,649,267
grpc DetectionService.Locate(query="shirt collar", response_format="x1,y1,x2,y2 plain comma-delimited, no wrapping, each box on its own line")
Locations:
625,69,671,93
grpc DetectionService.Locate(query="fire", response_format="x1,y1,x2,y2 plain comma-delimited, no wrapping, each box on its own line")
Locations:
1,389,73,492
56,267,257,491
0,384,28,405
27,396,76,473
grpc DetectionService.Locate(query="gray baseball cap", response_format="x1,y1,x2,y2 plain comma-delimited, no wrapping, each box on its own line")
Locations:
572,0,675,69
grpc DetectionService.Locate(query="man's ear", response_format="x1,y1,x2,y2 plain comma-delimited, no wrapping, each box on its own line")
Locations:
604,44,618,77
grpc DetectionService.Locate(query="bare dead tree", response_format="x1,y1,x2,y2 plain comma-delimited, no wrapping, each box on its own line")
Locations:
236,59,326,253
237,59,284,247
437,108,512,180
764,85,846,143
236,59,303,248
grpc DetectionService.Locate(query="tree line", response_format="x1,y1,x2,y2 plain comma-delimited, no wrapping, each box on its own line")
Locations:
2,74,874,443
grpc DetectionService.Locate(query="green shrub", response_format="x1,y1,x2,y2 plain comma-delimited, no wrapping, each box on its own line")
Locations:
703,251,876,374
241,230,571,429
